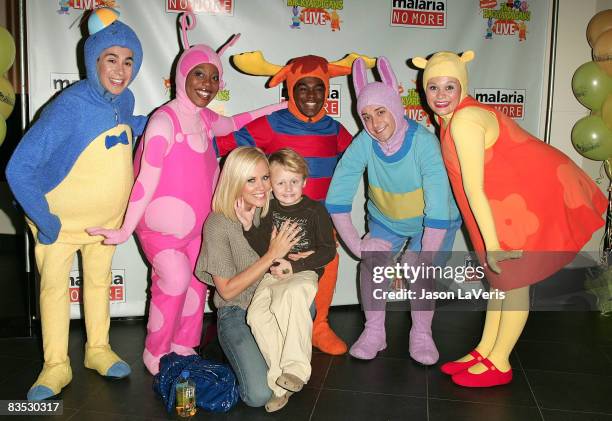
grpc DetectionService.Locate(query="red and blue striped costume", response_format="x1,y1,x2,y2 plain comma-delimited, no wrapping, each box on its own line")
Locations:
215,108,352,201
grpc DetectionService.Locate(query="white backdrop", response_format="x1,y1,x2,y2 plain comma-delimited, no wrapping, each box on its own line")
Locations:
25,0,551,317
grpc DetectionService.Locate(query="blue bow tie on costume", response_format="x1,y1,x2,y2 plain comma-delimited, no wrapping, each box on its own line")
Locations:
105,130,129,149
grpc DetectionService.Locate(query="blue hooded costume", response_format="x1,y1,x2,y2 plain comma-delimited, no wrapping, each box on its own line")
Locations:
5,9,145,401
6,12,145,244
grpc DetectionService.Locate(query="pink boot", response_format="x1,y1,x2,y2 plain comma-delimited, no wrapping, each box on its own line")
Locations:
409,310,439,365
143,348,161,375
349,311,387,360
170,343,197,356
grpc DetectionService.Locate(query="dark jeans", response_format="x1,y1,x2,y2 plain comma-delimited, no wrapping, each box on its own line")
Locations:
217,305,272,407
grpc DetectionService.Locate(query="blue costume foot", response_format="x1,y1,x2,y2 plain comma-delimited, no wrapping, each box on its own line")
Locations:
27,385,56,401
106,361,131,378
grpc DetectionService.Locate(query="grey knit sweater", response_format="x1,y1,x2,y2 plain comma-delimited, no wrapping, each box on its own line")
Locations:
196,212,263,310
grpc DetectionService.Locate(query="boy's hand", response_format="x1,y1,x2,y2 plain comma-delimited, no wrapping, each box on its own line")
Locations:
271,258,293,279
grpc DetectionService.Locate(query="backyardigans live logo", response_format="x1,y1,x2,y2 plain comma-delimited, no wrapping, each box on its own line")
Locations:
57,0,118,13
481,1,530,42
166,0,234,16
400,85,433,127
390,0,446,29
287,0,343,31
474,88,525,119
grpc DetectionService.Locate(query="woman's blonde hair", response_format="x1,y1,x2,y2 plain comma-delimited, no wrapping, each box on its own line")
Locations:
212,146,271,221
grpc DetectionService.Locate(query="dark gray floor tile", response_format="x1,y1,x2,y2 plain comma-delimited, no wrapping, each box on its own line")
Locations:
8,407,80,421
60,409,162,421
429,399,542,421
0,356,39,385
307,352,332,389
526,369,612,413
311,389,427,421
0,337,42,360
0,360,50,401
79,362,174,420
2,306,612,420
428,366,536,407
323,355,426,397
107,319,147,350
431,308,486,337
542,409,612,420
603,346,612,364
52,367,107,410
516,340,612,375
521,312,612,346
327,305,364,328
204,388,318,421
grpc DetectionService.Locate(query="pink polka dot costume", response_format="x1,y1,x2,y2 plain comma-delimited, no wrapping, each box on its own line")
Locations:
89,12,286,375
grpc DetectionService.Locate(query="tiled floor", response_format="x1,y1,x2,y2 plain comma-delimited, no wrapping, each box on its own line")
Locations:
1,306,612,420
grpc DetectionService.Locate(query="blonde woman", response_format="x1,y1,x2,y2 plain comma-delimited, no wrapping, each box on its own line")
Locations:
196,147,301,408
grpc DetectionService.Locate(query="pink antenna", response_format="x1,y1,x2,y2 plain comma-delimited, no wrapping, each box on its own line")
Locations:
217,33,241,57
180,11,196,50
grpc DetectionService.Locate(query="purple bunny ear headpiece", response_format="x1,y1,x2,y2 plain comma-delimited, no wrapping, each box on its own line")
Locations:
175,11,241,105
353,56,406,143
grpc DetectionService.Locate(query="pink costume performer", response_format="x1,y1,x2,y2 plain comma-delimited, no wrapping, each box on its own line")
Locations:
89,13,286,375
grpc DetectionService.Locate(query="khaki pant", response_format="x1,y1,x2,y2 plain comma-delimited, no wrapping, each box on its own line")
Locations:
34,239,116,367
247,271,318,397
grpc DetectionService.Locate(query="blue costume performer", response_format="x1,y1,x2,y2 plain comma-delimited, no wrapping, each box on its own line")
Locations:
6,8,145,400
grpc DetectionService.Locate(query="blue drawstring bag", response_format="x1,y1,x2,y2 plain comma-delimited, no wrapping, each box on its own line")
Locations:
153,352,239,413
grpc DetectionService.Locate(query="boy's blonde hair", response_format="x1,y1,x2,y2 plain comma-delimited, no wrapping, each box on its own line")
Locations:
212,147,271,221
268,148,309,179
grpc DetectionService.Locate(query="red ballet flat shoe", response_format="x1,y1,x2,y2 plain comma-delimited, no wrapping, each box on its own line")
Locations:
440,350,485,375
451,358,512,388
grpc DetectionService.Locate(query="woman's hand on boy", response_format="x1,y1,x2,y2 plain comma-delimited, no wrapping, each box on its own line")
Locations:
234,197,256,230
267,221,302,260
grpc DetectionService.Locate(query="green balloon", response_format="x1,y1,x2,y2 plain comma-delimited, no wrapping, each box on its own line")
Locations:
0,117,6,147
572,61,612,111
602,94,612,129
0,27,15,75
571,115,612,160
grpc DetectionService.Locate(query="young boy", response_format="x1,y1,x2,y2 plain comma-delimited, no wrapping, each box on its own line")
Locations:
237,148,335,412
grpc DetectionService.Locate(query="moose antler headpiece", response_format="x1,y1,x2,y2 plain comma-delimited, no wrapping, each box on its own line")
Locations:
231,51,376,122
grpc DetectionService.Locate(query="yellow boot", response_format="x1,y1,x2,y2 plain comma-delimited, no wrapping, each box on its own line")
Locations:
28,360,72,401
81,243,131,378
28,239,77,400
